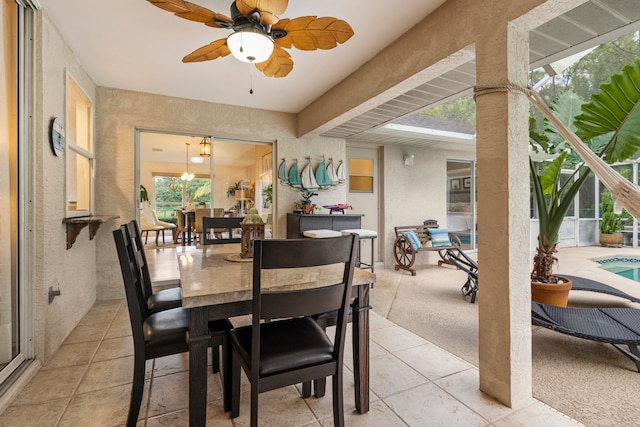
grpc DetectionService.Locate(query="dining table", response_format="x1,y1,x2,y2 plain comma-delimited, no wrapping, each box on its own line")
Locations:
176,245,376,426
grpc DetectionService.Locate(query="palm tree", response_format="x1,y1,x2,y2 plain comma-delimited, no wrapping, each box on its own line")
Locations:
530,58,640,284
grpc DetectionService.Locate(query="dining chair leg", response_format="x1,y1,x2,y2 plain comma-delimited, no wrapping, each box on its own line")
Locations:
332,371,345,427
211,345,220,374
223,337,232,413
127,351,146,427
250,383,259,427
314,377,327,397
302,381,312,398
230,352,241,418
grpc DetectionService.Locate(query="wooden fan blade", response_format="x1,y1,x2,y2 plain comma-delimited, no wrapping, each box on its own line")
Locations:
255,46,293,78
147,0,233,28
273,16,354,51
182,39,231,62
236,0,288,26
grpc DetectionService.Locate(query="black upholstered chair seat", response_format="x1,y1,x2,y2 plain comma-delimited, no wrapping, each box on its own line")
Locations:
231,317,334,376
143,307,188,348
147,287,182,315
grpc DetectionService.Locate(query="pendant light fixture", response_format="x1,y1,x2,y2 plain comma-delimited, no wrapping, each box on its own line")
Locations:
199,136,211,157
181,142,195,181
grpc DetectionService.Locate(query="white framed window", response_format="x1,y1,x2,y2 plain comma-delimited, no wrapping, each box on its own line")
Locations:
65,74,94,216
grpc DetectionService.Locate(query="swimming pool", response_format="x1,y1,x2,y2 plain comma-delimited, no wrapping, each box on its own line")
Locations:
594,256,640,282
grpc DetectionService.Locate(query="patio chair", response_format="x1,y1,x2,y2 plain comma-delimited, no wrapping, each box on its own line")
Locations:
532,302,640,372
562,275,640,304
443,245,478,303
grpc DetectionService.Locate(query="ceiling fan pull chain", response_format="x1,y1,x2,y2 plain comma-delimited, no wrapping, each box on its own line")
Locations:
249,65,254,94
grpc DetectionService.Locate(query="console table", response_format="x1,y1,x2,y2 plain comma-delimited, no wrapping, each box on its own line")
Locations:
286,213,363,238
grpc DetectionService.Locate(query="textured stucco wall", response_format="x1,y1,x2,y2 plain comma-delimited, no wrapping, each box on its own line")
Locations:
381,145,475,269
33,11,98,364
94,88,347,299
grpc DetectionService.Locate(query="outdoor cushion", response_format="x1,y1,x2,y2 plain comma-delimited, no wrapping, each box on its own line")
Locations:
402,230,422,250
429,228,452,247
303,229,342,238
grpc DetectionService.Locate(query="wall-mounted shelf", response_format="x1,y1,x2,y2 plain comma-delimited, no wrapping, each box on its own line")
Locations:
63,215,119,249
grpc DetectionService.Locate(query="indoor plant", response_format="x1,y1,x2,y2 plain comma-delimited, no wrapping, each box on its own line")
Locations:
599,191,623,246
261,183,273,208
140,184,149,207
530,58,640,306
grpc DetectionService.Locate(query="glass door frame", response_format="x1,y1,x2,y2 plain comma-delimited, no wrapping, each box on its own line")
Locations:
446,159,477,251
0,0,35,386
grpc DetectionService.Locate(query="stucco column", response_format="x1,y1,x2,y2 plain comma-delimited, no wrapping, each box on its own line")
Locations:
475,22,532,407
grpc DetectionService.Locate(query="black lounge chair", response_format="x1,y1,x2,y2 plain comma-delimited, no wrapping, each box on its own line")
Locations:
443,246,478,303
532,302,640,372
562,275,640,303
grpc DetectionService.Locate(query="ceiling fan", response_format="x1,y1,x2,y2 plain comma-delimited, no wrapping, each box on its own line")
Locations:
146,0,354,78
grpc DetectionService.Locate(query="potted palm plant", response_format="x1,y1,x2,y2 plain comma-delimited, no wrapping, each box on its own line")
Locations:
530,58,640,306
599,191,624,246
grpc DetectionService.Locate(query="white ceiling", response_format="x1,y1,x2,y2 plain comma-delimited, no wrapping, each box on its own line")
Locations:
37,0,447,114
140,131,259,166
37,0,640,158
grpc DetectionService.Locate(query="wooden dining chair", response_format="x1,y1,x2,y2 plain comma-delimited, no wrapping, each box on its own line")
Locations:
125,220,182,314
226,235,358,427
113,225,232,427
195,207,212,244
174,210,188,244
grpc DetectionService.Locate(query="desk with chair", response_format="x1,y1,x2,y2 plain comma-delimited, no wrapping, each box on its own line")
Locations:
177,244,375,426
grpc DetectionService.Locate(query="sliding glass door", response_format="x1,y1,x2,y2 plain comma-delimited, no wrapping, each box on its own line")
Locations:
1,0,33,385
447,160,476,250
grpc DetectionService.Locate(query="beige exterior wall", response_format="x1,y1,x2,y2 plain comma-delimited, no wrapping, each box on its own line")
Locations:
93,88,348,299
381,145,476,269
32,12,98,364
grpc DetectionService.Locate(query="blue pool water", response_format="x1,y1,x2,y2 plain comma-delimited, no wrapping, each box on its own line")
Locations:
594,256,640,282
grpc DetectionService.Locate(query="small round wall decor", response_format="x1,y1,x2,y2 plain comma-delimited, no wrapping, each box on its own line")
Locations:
49,117,66,156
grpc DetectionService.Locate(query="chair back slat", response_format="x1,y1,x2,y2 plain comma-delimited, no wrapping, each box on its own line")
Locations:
113,226,148,342
261,284,344,320
125,221,153,301
202,216,243,245
259,237,355,270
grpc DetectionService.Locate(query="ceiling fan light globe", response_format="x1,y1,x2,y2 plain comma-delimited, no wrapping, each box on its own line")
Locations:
227,29,273,63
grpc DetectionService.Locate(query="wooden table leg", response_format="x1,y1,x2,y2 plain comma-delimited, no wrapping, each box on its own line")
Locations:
352,283,371,414
188,307,210,426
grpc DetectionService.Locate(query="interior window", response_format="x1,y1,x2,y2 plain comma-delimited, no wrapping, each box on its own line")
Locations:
66,75,94,215
349,159,373,192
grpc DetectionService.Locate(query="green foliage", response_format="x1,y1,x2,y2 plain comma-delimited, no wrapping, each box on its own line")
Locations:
574,58,640,163
262,183,273,203
599,192,623,234
140,185,149,203
531,57,640,282
226,181,242,198
422,95,476,125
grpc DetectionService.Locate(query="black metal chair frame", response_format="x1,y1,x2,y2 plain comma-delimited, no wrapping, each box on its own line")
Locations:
443,244,479,303
113,225,231,427
226,235,358,427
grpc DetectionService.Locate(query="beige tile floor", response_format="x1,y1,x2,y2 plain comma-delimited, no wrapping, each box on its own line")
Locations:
0,241,583,427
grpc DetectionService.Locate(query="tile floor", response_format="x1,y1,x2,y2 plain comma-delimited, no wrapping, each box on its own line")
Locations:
0,243,584,427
